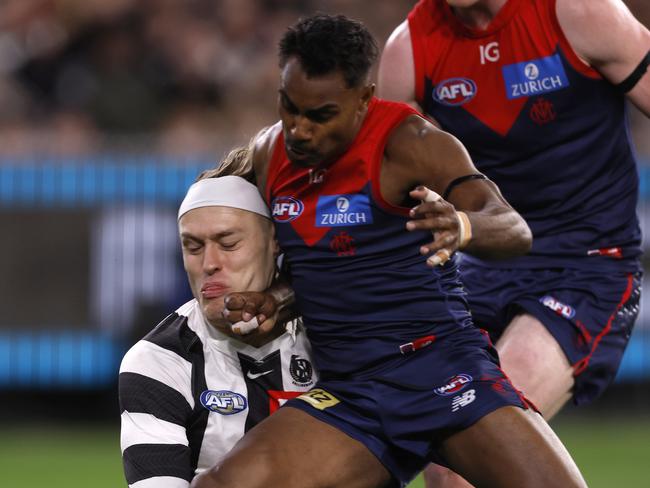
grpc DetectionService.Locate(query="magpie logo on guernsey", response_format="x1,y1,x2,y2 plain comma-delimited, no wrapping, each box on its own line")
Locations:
502,54,569,100
290,354,314,386
316,194,373,227
433,78,477,106
433,374,473,396
272,196,304,222
200,390,247,415
540,295,576,319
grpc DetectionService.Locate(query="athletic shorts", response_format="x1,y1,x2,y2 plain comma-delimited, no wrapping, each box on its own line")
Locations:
459,262,641,406
285,325,533,487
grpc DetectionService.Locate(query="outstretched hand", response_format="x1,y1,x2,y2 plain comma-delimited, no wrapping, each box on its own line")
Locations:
223,291,280,336
406,186,462,267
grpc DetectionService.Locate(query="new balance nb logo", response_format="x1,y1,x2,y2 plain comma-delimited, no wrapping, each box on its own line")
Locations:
451,389,476,412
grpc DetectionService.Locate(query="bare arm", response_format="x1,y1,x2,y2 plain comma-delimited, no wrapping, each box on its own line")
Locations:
557,0,650,116
378,21,421,110
384,116,531,263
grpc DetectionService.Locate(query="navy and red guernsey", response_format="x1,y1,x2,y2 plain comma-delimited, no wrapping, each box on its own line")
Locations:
409,0,641,271
266,98,473,376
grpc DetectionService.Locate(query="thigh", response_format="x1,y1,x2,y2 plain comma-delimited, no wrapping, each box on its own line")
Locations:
496,313,574,418
440,406,586,488
464,264,640,408
191,406,391,488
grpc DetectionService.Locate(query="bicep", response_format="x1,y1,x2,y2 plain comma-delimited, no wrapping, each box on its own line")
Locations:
557,0,650,114
378,21,420,108
412,127,506,212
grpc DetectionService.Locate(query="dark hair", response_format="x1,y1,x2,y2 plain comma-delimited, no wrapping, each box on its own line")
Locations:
279,14,378,88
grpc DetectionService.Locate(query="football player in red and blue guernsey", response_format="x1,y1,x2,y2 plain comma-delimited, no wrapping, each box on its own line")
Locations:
192,14,586,488
379,0,649,486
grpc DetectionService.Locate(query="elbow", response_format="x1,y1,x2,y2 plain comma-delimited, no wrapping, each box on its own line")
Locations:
512,219,533,256
520,224,533,255
191,468,220,488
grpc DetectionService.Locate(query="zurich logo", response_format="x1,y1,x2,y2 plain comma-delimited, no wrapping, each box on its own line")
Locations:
524,63,540,80
434,374,473,396
336,197,350,213
200,390,247,415
433,78,477,106
271,196,304,223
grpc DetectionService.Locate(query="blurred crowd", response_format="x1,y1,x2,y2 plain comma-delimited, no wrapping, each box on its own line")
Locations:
0,0,648,159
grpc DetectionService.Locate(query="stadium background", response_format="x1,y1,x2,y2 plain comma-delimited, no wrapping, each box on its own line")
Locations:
0,1,648,486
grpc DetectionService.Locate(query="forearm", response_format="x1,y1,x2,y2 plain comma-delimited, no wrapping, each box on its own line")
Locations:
461,206,532,260
444,177,532,259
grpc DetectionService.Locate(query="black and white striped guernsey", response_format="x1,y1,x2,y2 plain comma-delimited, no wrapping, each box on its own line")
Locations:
119,299,316,488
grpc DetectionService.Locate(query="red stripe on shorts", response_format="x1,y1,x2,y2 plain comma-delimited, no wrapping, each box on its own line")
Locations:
572,273,633,376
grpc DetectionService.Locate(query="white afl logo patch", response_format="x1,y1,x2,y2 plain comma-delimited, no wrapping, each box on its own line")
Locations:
434,374,473,396
433,78,477,106
271,196,304,222
200,390,247,415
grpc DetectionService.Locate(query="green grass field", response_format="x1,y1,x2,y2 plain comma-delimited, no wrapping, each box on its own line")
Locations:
0,415,648,487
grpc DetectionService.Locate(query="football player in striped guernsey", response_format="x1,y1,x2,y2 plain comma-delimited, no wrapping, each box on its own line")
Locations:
119,163,316,488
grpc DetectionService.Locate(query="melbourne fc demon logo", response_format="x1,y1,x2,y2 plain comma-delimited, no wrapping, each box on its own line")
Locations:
530,97,556,125
329,231,356,256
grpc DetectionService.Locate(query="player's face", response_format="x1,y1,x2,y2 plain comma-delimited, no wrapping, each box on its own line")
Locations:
179,206,278,329
278,57,374,168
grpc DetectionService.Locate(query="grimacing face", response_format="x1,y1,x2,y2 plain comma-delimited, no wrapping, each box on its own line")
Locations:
278,56,374,168
179,206,278,332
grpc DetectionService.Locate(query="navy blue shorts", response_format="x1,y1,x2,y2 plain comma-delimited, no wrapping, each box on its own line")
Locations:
285,326,532,487
459,262,641,405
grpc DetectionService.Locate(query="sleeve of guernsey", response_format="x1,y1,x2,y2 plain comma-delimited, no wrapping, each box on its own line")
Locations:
119,338,195,488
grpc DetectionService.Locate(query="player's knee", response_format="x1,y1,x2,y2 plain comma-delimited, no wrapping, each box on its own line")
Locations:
192,448,280,488
423,463,473,488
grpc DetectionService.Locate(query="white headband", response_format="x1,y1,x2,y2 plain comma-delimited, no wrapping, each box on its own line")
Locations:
178,175,270,221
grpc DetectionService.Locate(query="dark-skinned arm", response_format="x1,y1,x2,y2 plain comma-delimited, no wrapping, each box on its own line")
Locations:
383,115,531,264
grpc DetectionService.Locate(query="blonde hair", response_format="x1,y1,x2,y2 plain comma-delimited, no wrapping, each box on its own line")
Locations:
196,138,255,182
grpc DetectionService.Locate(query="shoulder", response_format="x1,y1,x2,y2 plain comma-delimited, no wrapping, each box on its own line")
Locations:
253,122,282,191
386,114,467,165
120,303,202,408
380,20,412,72
253,124,282,167
385,20,411,49
556,0,649,76
378,21,417,104
140,302,203,363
